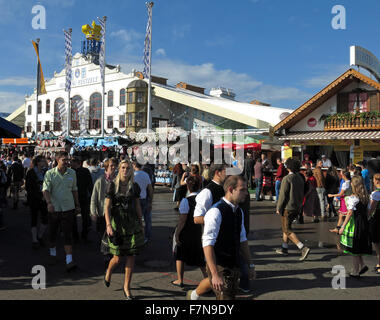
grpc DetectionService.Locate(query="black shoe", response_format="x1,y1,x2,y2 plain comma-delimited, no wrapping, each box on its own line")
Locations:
104,274,110,287
359,266,368,275
171,280,184,288
123,288,134,300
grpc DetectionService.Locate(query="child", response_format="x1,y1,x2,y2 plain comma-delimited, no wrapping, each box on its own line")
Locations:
339,176,372,278
328,171,351,233
368,173,380,274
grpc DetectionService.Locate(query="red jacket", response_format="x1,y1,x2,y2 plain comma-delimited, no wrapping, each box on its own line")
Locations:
275,163,287,181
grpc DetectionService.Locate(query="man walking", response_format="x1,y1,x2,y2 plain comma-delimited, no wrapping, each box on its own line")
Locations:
132,160,153,244
43,152,80,271
276,158,310,261
243,152,254,190
202,175,255,300
7,155,24,209
274,158,287,204
70,157,93,243
314,159,327,220
187,163,227,300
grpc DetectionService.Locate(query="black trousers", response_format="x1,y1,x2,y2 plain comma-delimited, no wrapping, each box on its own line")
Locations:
73,200,90,240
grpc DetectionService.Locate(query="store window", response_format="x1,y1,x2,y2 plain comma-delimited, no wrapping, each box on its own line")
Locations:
120,89,126,106
46,99,50,113
108,90,113,107
54,98,64,131
27,122,32,133
119,114,125,128
89,92,102,129
45,121,50,132
107,116,113,129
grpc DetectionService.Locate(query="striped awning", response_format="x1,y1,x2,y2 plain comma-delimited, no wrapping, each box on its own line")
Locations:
278,131,380,140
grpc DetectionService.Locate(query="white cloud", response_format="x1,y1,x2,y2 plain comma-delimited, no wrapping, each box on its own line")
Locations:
0,91,26,113
155,48,166,56
172,24,191,39
303,64,348,88
0,77,35,87
111,29,143,43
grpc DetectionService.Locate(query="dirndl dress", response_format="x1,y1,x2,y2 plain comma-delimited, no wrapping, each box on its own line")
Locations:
340,196,372,256
102,181,145,256
369,190,380,244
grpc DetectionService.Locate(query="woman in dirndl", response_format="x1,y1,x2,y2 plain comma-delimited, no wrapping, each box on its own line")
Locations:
368,173,380,274
103,159,145,300
339,175,372,278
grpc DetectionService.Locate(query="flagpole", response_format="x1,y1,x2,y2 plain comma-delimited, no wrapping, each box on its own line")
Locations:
98,16,107,139
67,29,72,138
146,2,153,133
35,38,40,137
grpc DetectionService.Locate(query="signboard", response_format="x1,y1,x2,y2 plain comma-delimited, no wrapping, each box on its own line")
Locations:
350,46,380,82
281,145,292,160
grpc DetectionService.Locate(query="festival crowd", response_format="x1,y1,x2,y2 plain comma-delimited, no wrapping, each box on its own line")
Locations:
0,150,379,300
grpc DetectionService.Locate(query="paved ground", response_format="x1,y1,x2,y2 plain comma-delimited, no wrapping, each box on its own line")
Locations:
1,186,380,300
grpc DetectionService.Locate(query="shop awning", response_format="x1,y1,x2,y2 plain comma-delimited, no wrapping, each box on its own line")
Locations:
279,131,380,141
214,142,261,150
2,138,29,144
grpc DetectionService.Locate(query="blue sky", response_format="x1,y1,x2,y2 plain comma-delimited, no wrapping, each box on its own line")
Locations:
0,0,379,114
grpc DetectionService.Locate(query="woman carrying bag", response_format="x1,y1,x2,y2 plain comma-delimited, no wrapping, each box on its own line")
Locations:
103,160,144,300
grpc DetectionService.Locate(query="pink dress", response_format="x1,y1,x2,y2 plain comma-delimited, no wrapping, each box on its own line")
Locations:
338,180,351,216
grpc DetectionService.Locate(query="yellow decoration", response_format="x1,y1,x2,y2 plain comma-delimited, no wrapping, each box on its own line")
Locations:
81,21,102,41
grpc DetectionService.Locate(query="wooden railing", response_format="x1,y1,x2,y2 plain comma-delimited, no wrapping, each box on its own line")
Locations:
324,115,380,131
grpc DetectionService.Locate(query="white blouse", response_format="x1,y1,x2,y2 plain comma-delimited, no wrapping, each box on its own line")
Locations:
346,195,359,210
370,191,380,202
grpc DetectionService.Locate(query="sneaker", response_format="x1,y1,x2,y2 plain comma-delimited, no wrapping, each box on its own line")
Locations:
66,261,77,272
186,290,193,300
275,248,288,256
299,246,310,261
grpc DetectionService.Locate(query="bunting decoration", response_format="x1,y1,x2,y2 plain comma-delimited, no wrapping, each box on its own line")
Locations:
64,29,72,92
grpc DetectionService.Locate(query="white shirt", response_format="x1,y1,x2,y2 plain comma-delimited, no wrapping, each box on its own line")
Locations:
370,190,380,202
322,158,332,168
202,197,247,247
133,170,151,200
22,157,31,169
179,192,199,215
194,180,222,217
342,180,350,191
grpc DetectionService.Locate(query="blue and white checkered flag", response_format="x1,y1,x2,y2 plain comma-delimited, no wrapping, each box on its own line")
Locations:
59,101,67,136
143,2,153,79
97,17,106,87
77,99,87,136
64,29,72,92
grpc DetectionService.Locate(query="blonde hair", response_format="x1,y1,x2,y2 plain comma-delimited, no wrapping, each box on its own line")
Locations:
374,173,380,188
114,159,134,194
351,175,369,206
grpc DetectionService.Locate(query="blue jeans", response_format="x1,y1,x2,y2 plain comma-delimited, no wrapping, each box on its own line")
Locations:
140,199,151,241
275,180,281,201
255,178,262,200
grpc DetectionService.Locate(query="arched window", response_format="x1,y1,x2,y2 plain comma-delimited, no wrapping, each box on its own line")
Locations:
71,95,82,130
54,98,64,131
89,92,102,129
46,99,50,114
37,101,42,114
27,105,32,115
108,90,113,107
120,89,126,106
